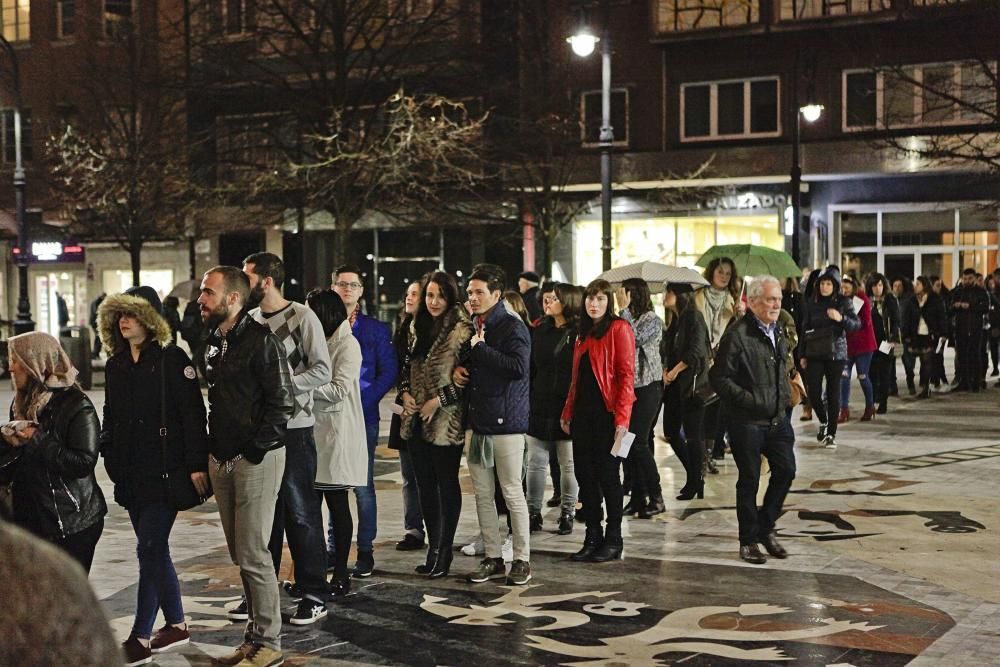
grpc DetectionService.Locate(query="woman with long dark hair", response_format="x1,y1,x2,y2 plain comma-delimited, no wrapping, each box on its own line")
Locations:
527,283,582,535
839,275,877,422
661,283,711,500
865,272,900,414
800,266,861,449
308,289,368,597
561,279,635,562
617,278,665,518
97,287,209,665
399,271,473,578
901,276,948,399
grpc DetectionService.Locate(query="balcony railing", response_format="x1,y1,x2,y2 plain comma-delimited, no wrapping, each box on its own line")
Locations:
654,0,759,34
779,0,892,21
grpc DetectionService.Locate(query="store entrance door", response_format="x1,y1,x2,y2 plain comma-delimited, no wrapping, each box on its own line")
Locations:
882,247,955,285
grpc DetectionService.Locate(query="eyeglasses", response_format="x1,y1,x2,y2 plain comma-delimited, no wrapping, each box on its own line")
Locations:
542,295,560,304
334,281,363,291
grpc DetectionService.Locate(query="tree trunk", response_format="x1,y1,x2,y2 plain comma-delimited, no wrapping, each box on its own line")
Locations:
130,242,142,287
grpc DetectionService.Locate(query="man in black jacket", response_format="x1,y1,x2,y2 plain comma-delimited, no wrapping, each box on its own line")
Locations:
950,268,989,392
710,276,794,565
198,265,293,667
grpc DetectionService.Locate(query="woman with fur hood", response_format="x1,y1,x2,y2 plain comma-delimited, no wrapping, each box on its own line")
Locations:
98,286,209,666
399,271,473,579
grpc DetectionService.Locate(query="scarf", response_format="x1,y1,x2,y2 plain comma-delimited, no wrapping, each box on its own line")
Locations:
704,287,731,344
7,332,79,421
349,303,361,328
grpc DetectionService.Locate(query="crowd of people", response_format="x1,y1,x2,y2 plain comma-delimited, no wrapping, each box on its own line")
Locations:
1,251,996,667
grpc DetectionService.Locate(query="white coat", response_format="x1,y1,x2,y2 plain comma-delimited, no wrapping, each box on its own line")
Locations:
313,319,368,488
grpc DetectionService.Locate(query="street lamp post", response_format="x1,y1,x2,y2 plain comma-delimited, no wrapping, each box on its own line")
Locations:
568,2,614,272
790,76,823,267
0,36,33,333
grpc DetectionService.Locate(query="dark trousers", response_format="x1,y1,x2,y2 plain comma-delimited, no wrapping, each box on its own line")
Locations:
902,351,917,388
662,385,706,493
870,351,894,408
572,406,623,539
627,382,663,502
321,489,353,581
58,518,104,574
805,359,846,435
729,418,796,545
956,331,985,388
268,427,327,602
409,439,464,554
128,503,183,638
989,334,999,372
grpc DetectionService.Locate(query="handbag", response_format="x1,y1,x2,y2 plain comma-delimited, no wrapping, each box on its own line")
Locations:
160,348,209,511
690,325,719,407
787,370,807,408
802,327,837,360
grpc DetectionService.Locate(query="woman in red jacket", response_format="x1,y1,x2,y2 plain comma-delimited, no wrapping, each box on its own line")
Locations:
840,275,878,422
561,279,635,562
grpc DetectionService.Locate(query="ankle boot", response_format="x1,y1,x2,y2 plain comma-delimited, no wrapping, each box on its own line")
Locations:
837,408,850,424
637,495,665,519
590,536,624,562
622,495,645,516
529,512,543,533
676,479,704,501
415,548,438,575
557,512,574,535
571,529,603,562
429,550,453,578
860,405,876,422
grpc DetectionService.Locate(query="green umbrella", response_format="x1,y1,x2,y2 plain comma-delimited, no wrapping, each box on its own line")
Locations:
695,244,801,279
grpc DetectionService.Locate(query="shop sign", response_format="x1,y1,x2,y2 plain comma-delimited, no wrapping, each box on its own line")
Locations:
11,242,86,263
705,191,788,211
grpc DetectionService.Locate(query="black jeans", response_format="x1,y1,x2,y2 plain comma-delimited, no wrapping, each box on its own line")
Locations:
55,518,104,574
805,359,846,435
572,406,623,539
268,427,328,602
662,385,706,492
409,438,464,554
627,382,663,502
729,418,796,545
870,351,894,408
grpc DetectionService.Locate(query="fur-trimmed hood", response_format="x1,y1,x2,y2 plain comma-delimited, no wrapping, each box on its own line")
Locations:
97,293,173,354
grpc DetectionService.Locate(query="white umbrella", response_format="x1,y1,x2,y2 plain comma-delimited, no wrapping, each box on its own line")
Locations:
597,261,709,293
168,279,201,301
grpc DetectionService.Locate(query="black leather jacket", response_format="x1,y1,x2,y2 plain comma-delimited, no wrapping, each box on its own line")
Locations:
0,386,107,540
710,314,791,426
204,311,294,463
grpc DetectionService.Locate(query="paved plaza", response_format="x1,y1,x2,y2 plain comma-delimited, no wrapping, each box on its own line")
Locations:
11,366,999,666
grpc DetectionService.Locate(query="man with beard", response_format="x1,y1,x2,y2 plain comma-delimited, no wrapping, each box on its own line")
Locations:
198,266,293,667
242,252,332,626
950,268,990,392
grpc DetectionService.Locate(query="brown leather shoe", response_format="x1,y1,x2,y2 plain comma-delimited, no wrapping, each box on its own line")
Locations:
214,642,253,666
760,532,788,559
739,544,767,565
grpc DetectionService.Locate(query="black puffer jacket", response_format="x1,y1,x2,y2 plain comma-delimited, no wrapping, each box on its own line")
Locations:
0,386,107,541
101,343,208,509
463,304,531,435
204,311,294,463
528,318,576,441
710,314,791,426
799,266,861,361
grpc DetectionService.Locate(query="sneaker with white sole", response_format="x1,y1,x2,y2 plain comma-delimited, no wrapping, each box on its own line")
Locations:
506,559,532,585
228,598,249,622
466,557,506,583
150,623,190,653
289,598,328,626
122,635,152,666
460,537,485,557
822,435,837,449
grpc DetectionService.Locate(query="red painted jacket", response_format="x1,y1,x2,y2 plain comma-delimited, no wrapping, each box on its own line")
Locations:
561,319,636,429
847,289,877,357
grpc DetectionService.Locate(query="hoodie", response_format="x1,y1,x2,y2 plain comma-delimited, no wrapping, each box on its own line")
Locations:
800,266,861,361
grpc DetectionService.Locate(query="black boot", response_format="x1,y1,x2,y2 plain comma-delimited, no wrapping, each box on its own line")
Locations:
329,573,351,597
529,512,543,533
590,535,624,562
622,495,645,516
429,549,453,579
637,494,665,519
676,480,704,501
571,528,603,562
415,548,438,575
557,512,574,535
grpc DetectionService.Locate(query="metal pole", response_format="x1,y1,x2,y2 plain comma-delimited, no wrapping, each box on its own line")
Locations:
791,71,802,266
599,17,613,271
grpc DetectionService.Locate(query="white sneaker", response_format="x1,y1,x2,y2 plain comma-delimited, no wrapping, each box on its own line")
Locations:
461,538,485,557
822,435,837,449
501,534,513,563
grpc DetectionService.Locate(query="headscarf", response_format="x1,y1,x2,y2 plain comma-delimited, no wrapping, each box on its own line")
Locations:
7,332,79,421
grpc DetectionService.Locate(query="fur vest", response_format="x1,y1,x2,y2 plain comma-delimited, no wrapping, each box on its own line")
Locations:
400,307,472,446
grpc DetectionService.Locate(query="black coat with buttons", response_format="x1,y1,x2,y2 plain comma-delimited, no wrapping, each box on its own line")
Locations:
99,343,208,509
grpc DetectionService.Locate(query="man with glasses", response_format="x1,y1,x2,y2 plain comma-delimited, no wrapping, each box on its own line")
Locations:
332,265,398,577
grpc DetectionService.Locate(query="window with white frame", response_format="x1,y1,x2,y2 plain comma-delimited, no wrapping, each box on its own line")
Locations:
843,61,997,131
1,109,32,163
580,89,629,147
58,0,76,38
681,77,780,141
104,0,134,39
1,0,30,42
207,0,256,36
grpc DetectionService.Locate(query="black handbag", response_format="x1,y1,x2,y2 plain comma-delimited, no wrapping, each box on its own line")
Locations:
160,348,209,511
690,326,719,407
802,327,837,360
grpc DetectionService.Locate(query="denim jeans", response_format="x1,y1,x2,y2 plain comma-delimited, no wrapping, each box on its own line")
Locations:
728,418,796,546
525,436,577,515
841,351,875,408
212,449,285,650
128,502,183,639
398,446,425,539
349,421,379,553
268,427,327,602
